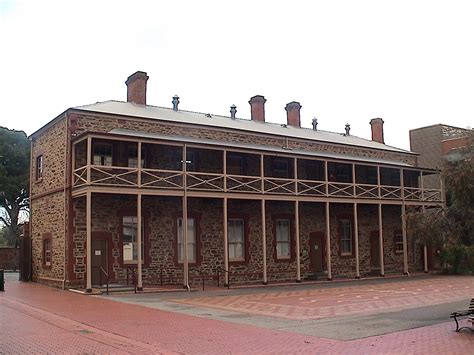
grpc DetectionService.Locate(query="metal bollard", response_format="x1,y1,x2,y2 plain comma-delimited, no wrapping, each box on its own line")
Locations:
0,269,5,292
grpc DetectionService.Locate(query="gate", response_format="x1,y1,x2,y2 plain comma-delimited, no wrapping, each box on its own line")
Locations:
19,223,32,281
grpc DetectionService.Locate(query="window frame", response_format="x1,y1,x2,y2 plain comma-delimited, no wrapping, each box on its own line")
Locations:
227,154,244,176
36,155,44,181
42,233,52,268
93,143,113,166
127,145,146,168
121,216,145,264
228,218,245,262
174,213,201,266
272,158,290,178
338,215,354,258
118,210,149,267
272,214,295,262
394,230,404,254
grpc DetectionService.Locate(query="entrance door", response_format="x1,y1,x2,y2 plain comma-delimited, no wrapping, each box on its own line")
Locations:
370,231,380,268
91,239,107,286
309,232,325,273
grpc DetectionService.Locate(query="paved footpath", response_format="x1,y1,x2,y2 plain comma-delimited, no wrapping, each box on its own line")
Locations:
1,276,473,354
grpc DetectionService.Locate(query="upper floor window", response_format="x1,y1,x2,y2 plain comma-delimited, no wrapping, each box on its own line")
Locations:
228,219,244,261
276,219,291,259
36,155,44,180
93,144,112,166
273,159,289,178
177,218,196,263
227,154,244,175
128,146,145,168
339,218,353,256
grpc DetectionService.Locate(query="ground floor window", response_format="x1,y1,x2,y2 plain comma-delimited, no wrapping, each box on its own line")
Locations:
228,219,244,261
394,231,404,254
340,219,353,256
122,216,144,263
177,218,196,263
43,237,51,267
276,219,291,259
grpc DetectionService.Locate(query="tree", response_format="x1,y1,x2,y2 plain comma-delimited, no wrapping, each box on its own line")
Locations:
0,127,30,247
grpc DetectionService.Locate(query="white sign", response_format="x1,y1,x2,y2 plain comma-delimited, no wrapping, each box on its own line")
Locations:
95,250,101,256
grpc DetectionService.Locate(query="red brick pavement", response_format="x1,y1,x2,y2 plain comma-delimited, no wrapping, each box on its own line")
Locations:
1,277,473,354
175,277,474,320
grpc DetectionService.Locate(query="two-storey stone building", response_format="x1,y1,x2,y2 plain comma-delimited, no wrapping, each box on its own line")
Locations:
29,71,443,291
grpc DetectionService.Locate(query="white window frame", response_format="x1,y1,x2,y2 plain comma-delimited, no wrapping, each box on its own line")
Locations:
340,218,353,256
276,219,291,259
36,155,44,180
127,145,145,168
93,144,112,166
394,232,404,254
122,216,144,264
177,218,196,263
228,219,245,261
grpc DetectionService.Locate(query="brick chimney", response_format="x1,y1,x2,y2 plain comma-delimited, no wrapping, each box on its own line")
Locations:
370,118,385,144
285,101,302,127
126,71,149,105
249,95,266,122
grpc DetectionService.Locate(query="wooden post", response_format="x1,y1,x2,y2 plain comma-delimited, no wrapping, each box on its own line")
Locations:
295,200,301,282
86,191,92,292
324,160,329,196
223,150,227,192
137,141,142,188
354,203,360,279
261,199,267,284
137,193,143,291
223,197,229,286
422,205,428,273
86,137,92,184
260,154,264,194
378,204,385,276
182,144,189,288
325,201,332,280
401,204,409,275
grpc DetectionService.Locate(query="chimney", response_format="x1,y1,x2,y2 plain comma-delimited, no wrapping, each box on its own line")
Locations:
370,118,385,143
345,123,351,136
249,95,266,122
230,104,237,119
285,101,302,127
125,71,149,105
172,95,180,111
312,117,318,131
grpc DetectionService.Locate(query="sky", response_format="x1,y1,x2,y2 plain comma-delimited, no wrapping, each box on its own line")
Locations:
0,0,473,150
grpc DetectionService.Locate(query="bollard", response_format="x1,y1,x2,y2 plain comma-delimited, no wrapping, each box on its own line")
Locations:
0,269,4,292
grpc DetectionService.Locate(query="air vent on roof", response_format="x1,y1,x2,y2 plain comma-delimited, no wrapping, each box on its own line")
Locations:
345,123,351,136
172,95,180,111
205,113,212,118
230,105,237,119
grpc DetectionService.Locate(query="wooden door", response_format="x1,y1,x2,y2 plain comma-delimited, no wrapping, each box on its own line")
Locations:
309,232,325,273
91,239,107,286
370,231,380,268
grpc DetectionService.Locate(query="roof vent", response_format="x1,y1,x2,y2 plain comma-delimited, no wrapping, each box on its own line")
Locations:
172,95,180,111
230,104,237,119
312,118,318,131
345,123,351,136
205,113,212,118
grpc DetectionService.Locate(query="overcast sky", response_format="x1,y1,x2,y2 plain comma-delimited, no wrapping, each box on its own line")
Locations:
0,0,472,149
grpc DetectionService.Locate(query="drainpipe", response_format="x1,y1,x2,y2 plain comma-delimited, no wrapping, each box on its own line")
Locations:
62,113,69,290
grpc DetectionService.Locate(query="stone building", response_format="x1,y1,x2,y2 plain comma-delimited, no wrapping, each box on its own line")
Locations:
29,71,444,291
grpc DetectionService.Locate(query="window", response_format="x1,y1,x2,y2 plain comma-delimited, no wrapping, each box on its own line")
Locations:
128,146,145,168
228,219,244,261
273,159,289,178
227,154,244,175
340,219,353,256
394,232,404,254
276,219,291,259
93,144,112,166
177,218,196,263
36,155,44,180
43,237,51,267
122,216,144,263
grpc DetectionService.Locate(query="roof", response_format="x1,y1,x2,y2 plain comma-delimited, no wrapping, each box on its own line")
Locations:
74,100,415,155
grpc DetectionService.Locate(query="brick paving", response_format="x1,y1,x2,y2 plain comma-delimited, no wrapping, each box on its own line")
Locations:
1,275,473,354
173,276,474,320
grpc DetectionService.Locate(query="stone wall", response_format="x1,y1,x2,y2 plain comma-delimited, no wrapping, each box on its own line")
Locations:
71,195,409,287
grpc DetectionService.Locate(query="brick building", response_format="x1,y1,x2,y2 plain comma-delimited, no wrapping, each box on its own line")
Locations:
29,72,444,291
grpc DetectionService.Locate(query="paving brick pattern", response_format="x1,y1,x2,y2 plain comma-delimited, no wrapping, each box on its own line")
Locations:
1,276,473,354
174,277,474,320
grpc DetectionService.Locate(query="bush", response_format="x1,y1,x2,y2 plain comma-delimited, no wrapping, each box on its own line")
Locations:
440,244,474,274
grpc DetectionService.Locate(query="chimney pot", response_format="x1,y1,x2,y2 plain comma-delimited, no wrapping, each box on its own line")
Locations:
230,104,237,119
345,123,351,136
172,95,180,111
285,101,302,127
125,71,149,105
370,118,385,143
249,95,266,122
312,117,318,131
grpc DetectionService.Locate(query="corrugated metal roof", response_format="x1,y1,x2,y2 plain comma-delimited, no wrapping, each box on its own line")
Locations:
75,100,414,155
108,128,413,167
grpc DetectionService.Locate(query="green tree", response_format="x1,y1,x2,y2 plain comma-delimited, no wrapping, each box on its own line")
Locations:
0,127,30,247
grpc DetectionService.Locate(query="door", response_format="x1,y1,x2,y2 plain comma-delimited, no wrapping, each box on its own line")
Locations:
91,239,107,286
370,231,380,268
420,245,434,270
309,232,325,273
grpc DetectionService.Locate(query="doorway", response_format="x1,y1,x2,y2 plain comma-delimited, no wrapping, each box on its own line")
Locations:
91,239,108,286
309,232,325,274
370,231,380,269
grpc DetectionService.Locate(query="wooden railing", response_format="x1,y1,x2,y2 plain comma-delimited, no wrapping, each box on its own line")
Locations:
71,165,442,203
